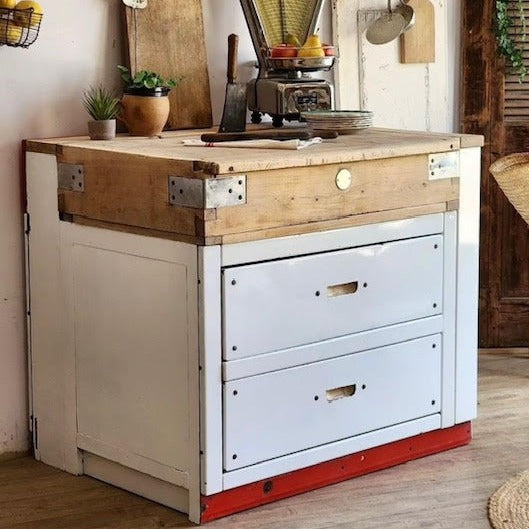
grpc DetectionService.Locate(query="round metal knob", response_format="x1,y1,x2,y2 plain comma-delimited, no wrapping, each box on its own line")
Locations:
336,169,352,191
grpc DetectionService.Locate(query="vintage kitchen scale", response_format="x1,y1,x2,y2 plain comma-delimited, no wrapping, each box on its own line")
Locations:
240,0,336,127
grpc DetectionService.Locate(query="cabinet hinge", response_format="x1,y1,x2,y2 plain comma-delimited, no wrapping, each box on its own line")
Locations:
24,212,31,235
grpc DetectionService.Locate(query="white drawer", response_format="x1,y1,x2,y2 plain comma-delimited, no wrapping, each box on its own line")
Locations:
222,235,443,359
223,334,441,471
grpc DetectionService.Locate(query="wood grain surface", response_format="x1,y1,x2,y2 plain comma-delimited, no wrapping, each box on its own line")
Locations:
207,154,459,242
1,350,527,528
218,203,450,244
400,0,436,63
57,148,217,241
24,127,482,246
124,0,212,130
55,147,459,245
26,128,483,175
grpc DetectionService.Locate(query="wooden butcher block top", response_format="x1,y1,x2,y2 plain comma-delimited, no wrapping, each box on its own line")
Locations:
26,127,484,245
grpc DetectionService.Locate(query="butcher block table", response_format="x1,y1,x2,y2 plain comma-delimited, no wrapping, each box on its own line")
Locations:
24,128,483,524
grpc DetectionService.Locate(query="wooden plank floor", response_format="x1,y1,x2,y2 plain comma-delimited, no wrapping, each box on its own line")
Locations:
1,349,528,528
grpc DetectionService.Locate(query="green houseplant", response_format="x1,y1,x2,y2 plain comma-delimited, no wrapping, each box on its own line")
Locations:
117,65,180,93
117,65,182,136
82,86,120,140
496,0,528,81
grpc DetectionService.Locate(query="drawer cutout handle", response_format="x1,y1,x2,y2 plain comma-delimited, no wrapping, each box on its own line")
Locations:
326,384,356,402
327,281,358,297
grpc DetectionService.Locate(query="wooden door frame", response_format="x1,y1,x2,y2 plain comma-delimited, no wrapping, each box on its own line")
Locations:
461,0,514,346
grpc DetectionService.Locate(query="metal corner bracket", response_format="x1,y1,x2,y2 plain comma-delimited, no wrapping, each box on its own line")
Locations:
169,175,247,209
428,151,460,181
58,163,85,192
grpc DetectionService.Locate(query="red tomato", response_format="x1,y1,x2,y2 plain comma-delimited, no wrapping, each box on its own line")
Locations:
271,44,298,58
322,44,335,57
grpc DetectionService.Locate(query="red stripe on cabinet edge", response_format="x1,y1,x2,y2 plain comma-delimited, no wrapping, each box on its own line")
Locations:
200,422,472,523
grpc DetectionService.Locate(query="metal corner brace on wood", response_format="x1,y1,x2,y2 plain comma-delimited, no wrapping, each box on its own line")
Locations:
168,175,247,209
428,151,460,181
58,163,85,192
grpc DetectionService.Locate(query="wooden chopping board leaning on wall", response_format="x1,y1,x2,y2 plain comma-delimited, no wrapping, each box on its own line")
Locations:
400,0,435,64
124,0,213,130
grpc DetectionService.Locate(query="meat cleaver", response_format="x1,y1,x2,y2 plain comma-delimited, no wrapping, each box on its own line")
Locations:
218,34,247,133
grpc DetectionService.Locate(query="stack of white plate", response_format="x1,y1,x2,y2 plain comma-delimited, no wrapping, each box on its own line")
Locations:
301,110,374,135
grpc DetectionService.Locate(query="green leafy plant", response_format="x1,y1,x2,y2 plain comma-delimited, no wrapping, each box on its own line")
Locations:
117,65,181,90
496,0,528,82
82,86,120,120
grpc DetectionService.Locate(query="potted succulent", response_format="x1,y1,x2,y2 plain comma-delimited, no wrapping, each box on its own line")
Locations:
117,65,181,137
82,86,120,140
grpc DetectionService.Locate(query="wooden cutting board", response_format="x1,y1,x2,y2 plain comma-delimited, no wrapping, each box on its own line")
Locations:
124,0,213,130
400,0,436,64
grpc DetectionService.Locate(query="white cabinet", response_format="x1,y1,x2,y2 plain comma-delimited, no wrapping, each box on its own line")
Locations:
25,141,481,524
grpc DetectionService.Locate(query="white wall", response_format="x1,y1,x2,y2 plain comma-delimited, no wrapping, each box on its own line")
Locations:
333,0,460,132
0,0,126,456
0,0,461,456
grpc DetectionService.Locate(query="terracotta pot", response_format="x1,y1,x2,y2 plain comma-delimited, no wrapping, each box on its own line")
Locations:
87,119,116,140
119,88,171,137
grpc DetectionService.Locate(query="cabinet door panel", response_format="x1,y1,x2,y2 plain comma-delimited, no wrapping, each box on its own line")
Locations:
71,232,198,484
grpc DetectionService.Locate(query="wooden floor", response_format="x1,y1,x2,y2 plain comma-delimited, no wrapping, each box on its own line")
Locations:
1,349,528,529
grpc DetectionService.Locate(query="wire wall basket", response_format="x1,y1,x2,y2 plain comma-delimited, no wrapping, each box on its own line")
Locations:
0,7,43,48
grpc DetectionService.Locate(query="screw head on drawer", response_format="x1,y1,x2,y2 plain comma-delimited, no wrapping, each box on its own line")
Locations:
336,169,352,191
263,481,274,494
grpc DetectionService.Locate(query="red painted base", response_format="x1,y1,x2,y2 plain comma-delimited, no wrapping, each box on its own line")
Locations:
200,422,472,523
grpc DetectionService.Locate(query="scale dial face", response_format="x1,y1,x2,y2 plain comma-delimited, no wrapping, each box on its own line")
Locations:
288,86,332,114
122,0,148,8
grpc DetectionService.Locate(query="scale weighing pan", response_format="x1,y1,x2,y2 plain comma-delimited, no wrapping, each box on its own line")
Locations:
240,0,330,70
